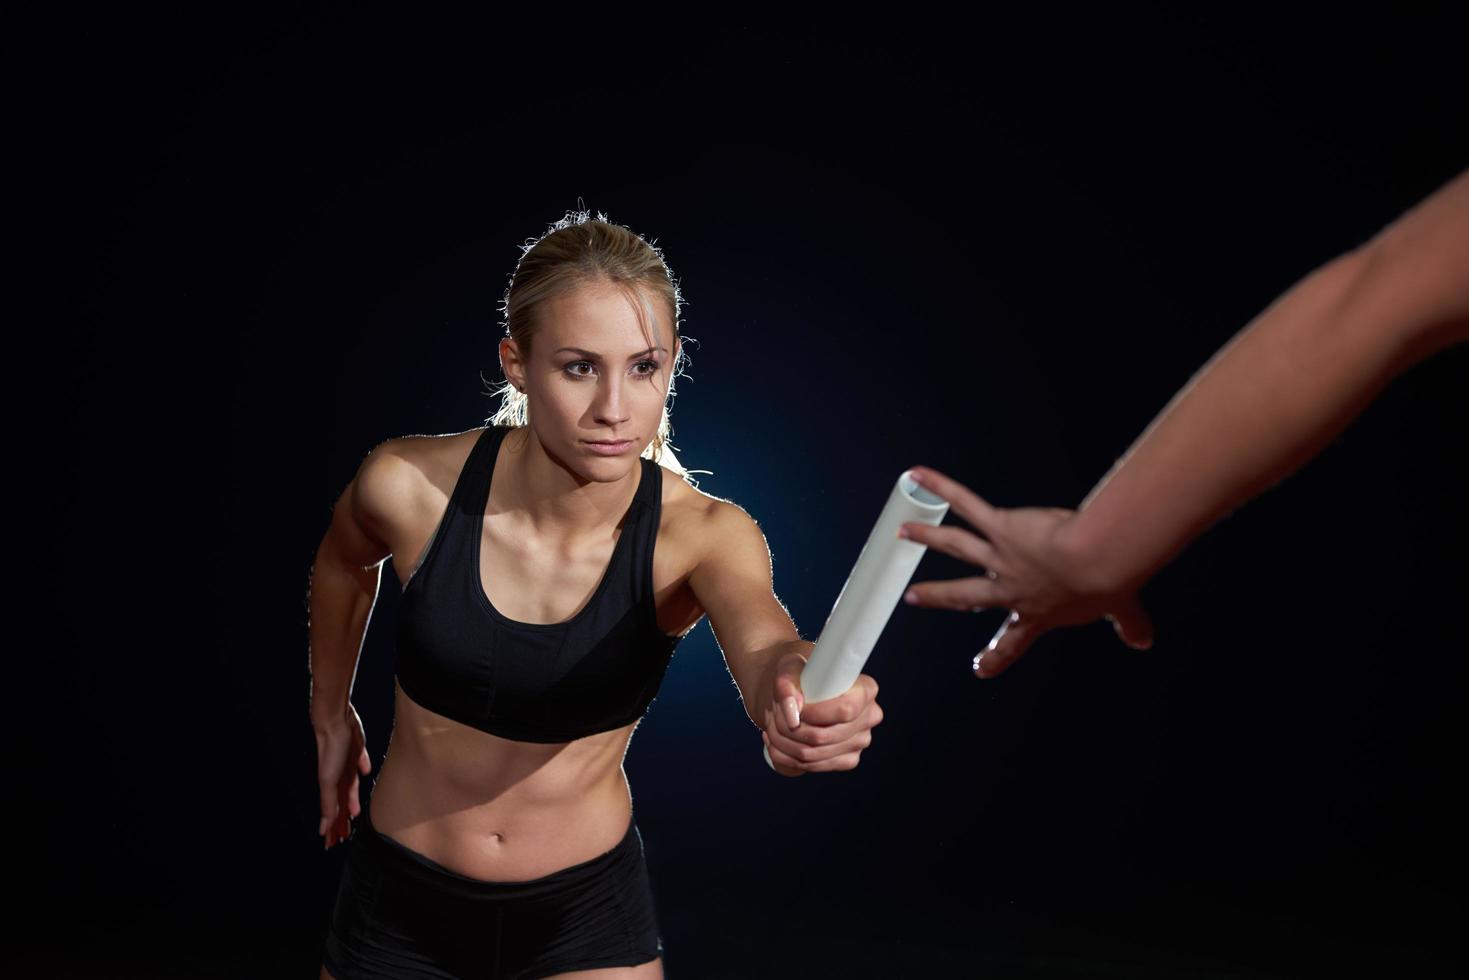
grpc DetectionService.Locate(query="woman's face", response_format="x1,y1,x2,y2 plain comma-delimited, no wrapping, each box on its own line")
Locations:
503,279,677,475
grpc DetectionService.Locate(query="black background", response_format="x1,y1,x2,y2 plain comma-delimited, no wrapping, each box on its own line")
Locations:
18,8,1467,978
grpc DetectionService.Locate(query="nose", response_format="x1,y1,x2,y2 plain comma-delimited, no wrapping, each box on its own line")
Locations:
590,374,630,428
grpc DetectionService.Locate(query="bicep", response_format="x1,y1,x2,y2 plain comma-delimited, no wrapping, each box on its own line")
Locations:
688,502,800,665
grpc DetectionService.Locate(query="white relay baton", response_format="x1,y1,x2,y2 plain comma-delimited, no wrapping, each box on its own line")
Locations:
763,469,949,770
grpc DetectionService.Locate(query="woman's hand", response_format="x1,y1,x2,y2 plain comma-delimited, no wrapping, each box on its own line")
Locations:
899,466,1155,678
314,703,372,850
761,649,883,775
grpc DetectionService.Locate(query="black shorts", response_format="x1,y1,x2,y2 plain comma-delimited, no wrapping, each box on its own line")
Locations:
323,794,664,979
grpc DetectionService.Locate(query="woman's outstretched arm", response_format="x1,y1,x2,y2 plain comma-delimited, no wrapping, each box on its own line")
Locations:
901,167,1469,677
686,499,883,774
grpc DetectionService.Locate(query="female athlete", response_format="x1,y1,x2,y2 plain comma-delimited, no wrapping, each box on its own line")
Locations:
309,210,884,979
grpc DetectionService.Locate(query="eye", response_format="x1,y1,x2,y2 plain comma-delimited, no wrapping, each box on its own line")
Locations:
563,359,661,380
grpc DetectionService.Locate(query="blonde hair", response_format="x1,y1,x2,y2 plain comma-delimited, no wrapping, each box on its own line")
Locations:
485,207,708,484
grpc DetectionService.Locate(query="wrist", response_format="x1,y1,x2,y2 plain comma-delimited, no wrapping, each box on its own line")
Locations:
1052,512,1132,597
747,640,810,729
310,699,352,733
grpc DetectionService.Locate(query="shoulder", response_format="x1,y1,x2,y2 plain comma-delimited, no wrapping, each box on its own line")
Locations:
700,495,764,537
351,427,484,534
665,481,770,572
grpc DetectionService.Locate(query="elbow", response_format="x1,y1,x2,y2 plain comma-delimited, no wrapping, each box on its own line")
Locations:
1345,214,1469,367
314,536,386,591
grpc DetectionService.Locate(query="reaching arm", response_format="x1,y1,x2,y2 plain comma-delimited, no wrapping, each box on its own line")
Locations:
1060,167,1469,594
685,499,808,728
901,168,1469,677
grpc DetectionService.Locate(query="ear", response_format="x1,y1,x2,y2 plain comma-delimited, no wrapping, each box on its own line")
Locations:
500,337,525,390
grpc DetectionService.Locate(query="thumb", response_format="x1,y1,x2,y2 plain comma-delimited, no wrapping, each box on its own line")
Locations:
318,788,335,836
1108,595,1155,650
775,652,807,724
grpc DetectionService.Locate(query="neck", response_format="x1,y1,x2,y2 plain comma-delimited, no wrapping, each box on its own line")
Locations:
498,426,642,541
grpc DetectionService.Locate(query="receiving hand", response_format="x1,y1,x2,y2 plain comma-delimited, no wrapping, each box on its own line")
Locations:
899,466,1154,678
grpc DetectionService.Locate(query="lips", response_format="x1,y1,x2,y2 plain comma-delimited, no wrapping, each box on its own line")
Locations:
583,438,633,454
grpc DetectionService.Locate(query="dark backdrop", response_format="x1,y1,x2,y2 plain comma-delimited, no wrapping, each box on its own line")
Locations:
19,9,1467,978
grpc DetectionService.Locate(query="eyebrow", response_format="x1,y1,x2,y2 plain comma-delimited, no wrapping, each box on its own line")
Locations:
555,346,667,360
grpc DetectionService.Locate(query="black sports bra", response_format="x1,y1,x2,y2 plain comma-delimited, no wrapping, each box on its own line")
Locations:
394,425,683,743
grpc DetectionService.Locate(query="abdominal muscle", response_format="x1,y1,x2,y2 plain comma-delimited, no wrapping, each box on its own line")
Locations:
366,677,639,882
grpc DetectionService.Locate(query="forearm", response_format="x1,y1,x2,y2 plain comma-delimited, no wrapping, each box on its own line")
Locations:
1061,244,1409,591
733,638,814,729
307,544,382,730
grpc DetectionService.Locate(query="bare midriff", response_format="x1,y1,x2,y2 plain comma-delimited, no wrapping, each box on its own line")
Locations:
367,678,641,882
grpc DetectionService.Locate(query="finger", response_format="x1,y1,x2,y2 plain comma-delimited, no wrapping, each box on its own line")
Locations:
900,522,1000,570
773,656,807,729
331,768,356,844
762,727,806,777
773,699,875,767
801,694,882,752
766,698,794,743
765,704,792,746
767,697,821,746
908,466,1001,537
798,683,869,730
766,705,841,764
974,611,1042,678
856,674,883,729
319,788,336,837
336,802,352,845
1107,595,1155,650
788,750,863,773
785,731,871,773
905,575,1006,612
359,746,372,775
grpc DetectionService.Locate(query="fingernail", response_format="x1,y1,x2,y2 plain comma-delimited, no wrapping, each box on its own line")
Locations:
785,697,801,728
904,588,918,604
